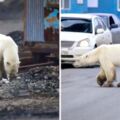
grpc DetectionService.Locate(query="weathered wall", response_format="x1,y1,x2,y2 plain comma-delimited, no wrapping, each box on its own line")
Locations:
44,0,59,43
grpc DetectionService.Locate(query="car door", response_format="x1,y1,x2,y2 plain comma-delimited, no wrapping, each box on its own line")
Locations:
98,17,112,44
109,16,120,44
93,17,112,46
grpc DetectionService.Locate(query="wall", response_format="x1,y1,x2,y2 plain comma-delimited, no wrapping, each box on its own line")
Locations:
61,0,87,13
61,0,120,18
0,0,23,35
44,0,59,43
87,0,120,17
25,0,59,43
25,0,44,42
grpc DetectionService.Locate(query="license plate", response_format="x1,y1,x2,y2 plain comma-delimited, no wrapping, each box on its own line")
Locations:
61,50,68,55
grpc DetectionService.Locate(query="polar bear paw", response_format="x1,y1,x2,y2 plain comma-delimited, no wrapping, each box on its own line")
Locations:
117,82,120,87
102,82,114,87
2,78,9,84
97,79,105,86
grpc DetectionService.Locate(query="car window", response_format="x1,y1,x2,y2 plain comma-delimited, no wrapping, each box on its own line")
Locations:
112,15,120,26
109,16,115,25
97,18,107,30
94,18,103,33
97,15,109,28
61,18,92,33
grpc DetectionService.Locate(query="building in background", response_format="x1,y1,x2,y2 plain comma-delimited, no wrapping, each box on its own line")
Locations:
0,0,59,44
0,0,23,35
61,0,120,18
25,0,59,43
0,0,59,65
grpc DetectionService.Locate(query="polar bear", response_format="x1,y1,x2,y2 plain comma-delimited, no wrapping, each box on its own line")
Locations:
73,44,120,87
0,34,20,81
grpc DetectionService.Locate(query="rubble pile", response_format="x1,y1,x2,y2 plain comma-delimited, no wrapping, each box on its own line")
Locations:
0,66,59,119
0,66,59,98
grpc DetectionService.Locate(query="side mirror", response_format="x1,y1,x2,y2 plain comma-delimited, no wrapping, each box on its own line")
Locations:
110,24,118,29
96,28,104,34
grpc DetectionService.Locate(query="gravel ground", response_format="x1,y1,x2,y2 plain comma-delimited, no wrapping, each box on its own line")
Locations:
0,65,59,119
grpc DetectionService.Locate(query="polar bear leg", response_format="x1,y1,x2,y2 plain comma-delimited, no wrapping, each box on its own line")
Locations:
0,58,7,80
97,67,107,86
103,63,116,87
0,61,4,80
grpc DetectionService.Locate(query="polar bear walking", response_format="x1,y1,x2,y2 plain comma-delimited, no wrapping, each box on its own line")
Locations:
0,34,20,82
73,44,120,87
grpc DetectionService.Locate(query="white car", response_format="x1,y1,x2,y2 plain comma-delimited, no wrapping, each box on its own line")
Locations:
61,14,112,65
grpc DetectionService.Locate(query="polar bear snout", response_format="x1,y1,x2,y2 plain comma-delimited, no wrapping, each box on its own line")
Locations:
73,61,80,67
5,65,19,80
10,68,18,79
10,74,17,80
73,60,83,68
7,72,18,80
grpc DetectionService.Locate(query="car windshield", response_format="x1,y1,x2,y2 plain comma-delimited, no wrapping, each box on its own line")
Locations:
61,18,92,33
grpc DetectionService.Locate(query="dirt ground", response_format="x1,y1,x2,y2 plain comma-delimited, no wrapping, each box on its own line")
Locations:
0,97,59,120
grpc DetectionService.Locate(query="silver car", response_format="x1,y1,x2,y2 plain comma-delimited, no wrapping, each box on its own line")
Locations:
91,13,120,44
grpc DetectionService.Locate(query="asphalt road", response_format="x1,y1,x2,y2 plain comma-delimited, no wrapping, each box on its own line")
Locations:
61,66,120,120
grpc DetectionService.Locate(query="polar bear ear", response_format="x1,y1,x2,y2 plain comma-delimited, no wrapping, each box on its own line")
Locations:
6,62,10,66
18,61,21,64
17,61,21,66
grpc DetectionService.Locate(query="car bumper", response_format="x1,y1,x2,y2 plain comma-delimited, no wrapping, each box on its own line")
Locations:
61,47,93,64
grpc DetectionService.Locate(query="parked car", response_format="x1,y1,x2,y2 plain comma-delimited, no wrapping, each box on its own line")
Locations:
61,14,112,65
91,13,120,44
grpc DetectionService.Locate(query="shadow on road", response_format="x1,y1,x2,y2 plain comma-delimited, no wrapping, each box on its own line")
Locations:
61,64,74,69
61,64,99,69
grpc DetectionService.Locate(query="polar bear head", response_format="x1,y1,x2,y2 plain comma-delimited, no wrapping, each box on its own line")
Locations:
3,48,20,80
73,49,99,67
4,60,20,80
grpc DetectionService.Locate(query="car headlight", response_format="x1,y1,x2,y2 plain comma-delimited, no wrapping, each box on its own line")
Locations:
77,39,90,47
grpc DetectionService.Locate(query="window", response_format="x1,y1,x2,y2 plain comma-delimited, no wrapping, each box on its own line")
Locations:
109,16,115,25
61,18,92,33
77,0,83,4
97,15,109,28
97,18,107,30
117,0,120,11
94,18,103,34
61,0,70,9
87,0,98,8
0,0,4,2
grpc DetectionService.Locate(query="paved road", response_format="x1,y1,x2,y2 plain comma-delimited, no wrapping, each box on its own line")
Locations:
61,66,120,120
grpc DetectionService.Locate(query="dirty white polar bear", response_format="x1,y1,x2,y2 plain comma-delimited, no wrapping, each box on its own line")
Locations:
0,34,20,82
73,44,120,87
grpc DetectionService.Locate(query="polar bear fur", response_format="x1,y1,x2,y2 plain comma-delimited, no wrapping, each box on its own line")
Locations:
73,44,120,87
0,34,20,81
